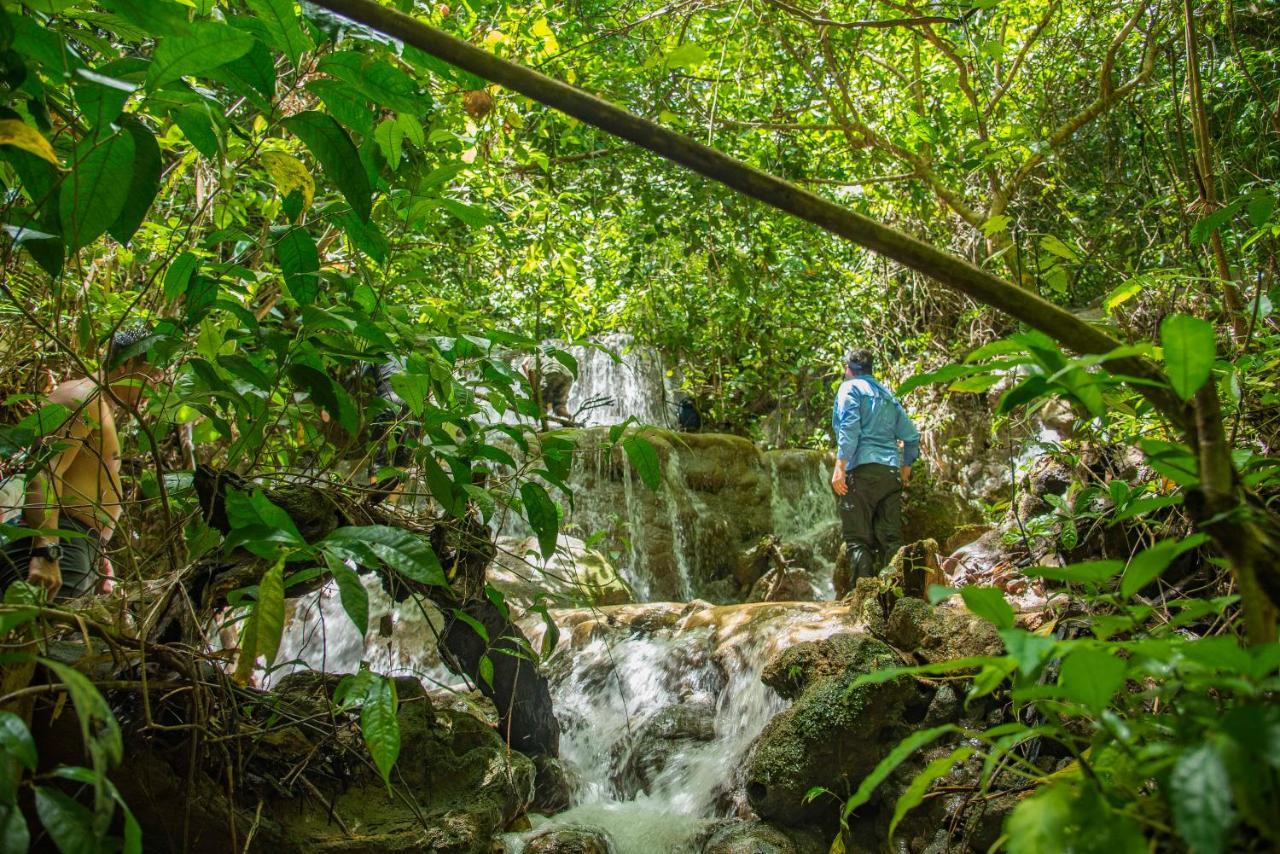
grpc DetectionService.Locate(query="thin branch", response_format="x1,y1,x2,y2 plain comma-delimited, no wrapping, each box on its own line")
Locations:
765,0,957,29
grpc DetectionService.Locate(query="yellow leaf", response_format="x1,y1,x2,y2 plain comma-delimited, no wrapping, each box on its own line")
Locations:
0,119,61,167
259,151,314,213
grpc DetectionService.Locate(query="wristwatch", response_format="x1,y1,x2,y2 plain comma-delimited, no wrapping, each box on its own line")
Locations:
29,545,62,561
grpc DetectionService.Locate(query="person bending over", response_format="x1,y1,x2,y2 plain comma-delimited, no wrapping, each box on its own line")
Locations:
830,347,920,593
0,323,160,601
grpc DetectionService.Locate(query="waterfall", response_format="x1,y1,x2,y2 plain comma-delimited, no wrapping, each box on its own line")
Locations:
564,333,677,428
502,602,855,853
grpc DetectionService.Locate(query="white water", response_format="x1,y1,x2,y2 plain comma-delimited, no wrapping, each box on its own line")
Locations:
503,603,854,852
564,333,679,429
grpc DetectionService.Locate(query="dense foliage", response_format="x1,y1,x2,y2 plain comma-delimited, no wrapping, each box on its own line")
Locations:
0,0,1276,850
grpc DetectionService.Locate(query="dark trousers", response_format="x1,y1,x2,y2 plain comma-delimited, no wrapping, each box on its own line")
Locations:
837,463,903,587
0,515,103,601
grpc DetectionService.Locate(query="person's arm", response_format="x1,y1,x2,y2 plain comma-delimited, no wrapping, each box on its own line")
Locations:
832,384,862,496
24,384,93,599
895,401,921,486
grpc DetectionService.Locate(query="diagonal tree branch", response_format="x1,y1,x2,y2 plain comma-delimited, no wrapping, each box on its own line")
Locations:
306,0,1189,433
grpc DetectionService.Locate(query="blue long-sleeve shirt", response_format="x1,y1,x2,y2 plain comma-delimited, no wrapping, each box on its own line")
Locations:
831,375,920,471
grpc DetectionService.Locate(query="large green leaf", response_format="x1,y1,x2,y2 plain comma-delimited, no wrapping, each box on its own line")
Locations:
959,585,1014,629
1160,314,1216,401
325,554,369,636
284,111,372,221
321,526,446,587
59,129,134,251
621,434,661,489
171,104,221,159
362,674,400,787
255,561,286,672
147,22,255,90
1119,533,1208,598
107,116,160,245
1169,742,1235,854
1057,646,1127,714
34,787,97,854
275,227,319,305
520,481,559,559
0,711,35,771
0,803,29,853
1004,784,1074,854
41,660,122,768
245,0,313,67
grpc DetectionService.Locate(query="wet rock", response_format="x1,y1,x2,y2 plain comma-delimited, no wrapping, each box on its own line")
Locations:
886,539,944,599
701,819,801,853
615,701,716,797
748,566,821,602
884,597,1004,663
746,634,920,827
523,824,617,854
533,754,575,815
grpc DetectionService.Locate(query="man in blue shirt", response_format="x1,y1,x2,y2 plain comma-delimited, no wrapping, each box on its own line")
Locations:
831,348,921,592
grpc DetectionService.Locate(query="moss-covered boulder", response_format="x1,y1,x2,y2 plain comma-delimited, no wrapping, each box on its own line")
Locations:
523,824,617,853
884,596,1004,663
745,634,921,827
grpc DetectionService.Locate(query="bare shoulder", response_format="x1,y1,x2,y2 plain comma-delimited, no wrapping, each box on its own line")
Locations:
46,377,103,411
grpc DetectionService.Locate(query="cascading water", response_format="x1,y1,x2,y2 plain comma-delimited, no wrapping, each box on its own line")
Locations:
501,602,855,853
564,333,678,429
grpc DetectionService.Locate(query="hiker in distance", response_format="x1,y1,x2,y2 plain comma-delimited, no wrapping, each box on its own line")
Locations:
830,347,921,594
0,323,161,602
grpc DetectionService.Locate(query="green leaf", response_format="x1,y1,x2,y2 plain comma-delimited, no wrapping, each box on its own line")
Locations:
478,653,494,690
1161,314,1216,401
889,746,974,841
284,111,372,222
361,674,400,788
999,628,1056,679
41,659,123,768
107,116,161,245
245,0,313,67
1005,783,1074,854
59,129,135,251
959,585,1014,629
322,526,445,586
0,803,29,853
438,197,490,227
663,42,708,70
1022,560,1124,584
255,561,286,671
1169,742,1235,854
0,712,36,771
34,787,96,854
326,554,369,636
520,481,559,560
621,435,661,490
275,227,320,305
421,452,463,517
99,0,192,37
147,22,255,90
997,375,1050,415
842,725,959,819
1057,647,1126,714
162,252,198,301
171,104,221,159
1120,533,1208,598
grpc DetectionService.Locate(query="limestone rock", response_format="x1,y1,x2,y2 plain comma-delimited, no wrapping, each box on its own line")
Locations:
902,469,983,549
746,634,921,827
614,701,716,797
523,824,617,854
701,819,802,853
884,597,1004,663
748,566,821,602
